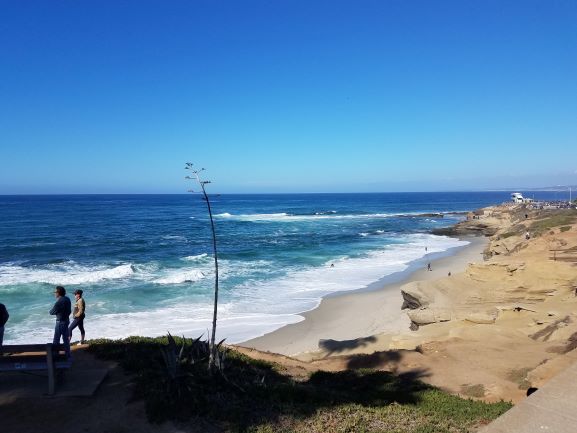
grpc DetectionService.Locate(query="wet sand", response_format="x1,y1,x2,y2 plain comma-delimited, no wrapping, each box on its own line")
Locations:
241,236,488,356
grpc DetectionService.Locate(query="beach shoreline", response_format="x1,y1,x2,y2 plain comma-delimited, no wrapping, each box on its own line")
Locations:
239,205,577,403
240,235,488,357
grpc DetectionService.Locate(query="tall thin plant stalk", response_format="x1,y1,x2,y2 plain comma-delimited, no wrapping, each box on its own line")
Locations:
185,163,219,371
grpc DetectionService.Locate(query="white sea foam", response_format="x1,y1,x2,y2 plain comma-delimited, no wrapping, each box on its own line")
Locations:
217,212,289,221
214,211,467,223
153,269,206,285
181,253,208,262
0,256,275,291
2,234,470,346
215,212,396,222
230,234,467,313
220,259,275,279
161,235,187,241
147,258,274,286
3,302,305,345
0,263,135,286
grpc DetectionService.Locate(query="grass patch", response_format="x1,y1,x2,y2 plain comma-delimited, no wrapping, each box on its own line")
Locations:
529,210,577,236
560,226,572,232
88,337,511,432
250,390,509,433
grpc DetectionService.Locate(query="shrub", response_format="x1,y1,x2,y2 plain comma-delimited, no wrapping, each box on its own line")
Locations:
88,338,512,432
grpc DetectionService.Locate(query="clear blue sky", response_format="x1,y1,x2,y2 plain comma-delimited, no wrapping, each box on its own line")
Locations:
1,1,576,193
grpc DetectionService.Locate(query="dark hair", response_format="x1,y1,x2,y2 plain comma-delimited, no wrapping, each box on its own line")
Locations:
74,289,83,296
55,286,66,296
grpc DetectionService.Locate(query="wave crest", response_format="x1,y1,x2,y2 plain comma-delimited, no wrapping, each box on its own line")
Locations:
213,212,395,222
181,253,208,262
154,269,206,285
0,263,135,286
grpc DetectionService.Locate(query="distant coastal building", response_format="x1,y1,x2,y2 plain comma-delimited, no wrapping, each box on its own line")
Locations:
511,192,524,203
511,192,533,204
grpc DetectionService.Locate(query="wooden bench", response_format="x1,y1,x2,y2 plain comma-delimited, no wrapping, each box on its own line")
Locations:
0,343,72,395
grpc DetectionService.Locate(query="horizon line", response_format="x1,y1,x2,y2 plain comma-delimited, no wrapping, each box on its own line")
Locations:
0,188,573,197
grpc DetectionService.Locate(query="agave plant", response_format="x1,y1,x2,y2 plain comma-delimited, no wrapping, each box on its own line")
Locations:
185,163,220,371
160,332,188,380
160,333,227,375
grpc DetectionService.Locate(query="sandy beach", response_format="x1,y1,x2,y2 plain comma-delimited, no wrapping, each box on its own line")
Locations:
242,236,488,357
240,205,577,403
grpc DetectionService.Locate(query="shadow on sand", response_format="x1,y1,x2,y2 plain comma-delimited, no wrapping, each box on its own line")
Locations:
318,335,377,356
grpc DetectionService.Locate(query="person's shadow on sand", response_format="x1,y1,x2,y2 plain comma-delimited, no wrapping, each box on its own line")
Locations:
318,336,377,356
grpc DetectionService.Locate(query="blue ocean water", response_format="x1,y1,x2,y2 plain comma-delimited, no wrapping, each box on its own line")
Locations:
0,192,558,344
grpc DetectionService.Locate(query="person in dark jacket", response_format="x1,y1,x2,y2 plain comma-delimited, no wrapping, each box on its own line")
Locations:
50,286,71,358
0,303,8,347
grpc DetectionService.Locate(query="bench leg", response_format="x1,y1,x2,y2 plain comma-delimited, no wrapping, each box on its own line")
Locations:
46,343,55,395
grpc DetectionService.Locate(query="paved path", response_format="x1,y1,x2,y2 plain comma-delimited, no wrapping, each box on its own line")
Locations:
480,359,577,433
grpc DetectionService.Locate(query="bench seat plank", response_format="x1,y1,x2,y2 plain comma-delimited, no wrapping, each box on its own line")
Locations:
1,344,66,354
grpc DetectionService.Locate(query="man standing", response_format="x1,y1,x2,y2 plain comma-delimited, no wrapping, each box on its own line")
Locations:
68,289,86,345
50,286,71,358
0,303,9,347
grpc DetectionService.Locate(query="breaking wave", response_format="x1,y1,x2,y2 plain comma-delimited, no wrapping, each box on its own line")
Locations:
0,263,135,286
153,269,206,285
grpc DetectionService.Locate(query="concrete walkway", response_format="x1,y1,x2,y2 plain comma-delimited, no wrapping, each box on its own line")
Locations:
480,359,577,433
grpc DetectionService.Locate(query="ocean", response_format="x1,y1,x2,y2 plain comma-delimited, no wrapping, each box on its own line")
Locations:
0,192,557,344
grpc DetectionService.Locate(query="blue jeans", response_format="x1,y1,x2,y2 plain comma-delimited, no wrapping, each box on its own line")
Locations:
53,321,70,358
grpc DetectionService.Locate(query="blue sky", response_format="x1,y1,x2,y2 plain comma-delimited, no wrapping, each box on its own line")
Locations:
1,1,576,193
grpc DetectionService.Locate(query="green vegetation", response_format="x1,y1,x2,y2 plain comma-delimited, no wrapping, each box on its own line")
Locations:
559,226,572,233
88,337,511,432
529,210,577,236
